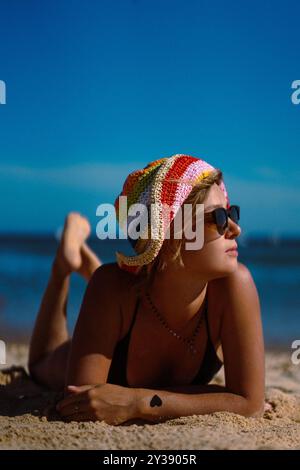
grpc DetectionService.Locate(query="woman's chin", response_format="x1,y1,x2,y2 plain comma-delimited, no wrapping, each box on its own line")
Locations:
225,258,239,272
206,262,238,280
219,257,239,275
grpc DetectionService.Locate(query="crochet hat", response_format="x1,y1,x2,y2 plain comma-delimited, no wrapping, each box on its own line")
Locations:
114,154,229,274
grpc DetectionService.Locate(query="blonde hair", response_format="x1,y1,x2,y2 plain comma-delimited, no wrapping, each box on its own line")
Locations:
132,168,224,293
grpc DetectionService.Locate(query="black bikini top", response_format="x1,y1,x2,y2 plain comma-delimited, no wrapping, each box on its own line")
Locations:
107,289,223,386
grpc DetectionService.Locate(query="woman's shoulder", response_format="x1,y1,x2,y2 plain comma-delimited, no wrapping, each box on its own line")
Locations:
218,262,254,289
210,262,254,291
90,262,139,294
207,262,257,357
90,262,141,319
209,262,258,316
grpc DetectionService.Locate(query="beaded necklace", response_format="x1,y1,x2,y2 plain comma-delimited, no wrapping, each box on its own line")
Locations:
144,289,207,355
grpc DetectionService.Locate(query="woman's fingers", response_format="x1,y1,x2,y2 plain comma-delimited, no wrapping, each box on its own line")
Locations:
56,389,92,410
58,399,96,418
67,385,92,393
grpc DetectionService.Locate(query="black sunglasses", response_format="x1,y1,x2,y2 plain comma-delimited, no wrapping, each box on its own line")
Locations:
204,205,240,235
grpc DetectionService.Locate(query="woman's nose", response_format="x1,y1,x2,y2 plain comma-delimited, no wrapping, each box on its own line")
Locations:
225,218,242,239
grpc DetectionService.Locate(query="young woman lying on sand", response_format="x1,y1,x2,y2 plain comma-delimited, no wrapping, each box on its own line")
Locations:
28,154,265,425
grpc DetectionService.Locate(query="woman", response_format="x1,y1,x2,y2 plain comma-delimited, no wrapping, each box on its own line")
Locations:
28,154,265,425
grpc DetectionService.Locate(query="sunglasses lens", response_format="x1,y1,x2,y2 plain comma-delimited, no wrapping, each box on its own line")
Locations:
229,205,240,224
208,205,240,235
214,209,227,234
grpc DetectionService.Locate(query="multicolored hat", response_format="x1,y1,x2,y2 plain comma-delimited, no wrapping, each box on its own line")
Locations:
114,154,229,274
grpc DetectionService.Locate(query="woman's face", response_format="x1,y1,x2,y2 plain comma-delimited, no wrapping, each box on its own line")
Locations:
181,183,242,279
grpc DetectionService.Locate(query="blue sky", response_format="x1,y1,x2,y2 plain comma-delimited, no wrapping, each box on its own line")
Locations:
0,0,299,237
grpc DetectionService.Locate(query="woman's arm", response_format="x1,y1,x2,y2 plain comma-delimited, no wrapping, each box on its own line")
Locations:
134,387,262,423
65,264,123,388
133,262,265,422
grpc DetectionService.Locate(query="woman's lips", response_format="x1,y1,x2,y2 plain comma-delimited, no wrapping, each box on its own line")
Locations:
226,249,238,256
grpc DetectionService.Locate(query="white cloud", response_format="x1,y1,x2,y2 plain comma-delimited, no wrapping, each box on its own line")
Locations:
224,174,300,235
0,162,140,192
225,174,300,204
1,163,300,233
253,166,300,185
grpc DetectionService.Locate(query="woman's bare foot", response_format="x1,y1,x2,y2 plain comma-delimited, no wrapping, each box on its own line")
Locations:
52,212,92,279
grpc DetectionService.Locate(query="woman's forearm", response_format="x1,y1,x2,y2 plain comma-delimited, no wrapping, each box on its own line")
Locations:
134,386,264,422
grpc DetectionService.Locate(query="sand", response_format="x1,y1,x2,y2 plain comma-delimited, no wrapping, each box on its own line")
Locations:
1,344,300,450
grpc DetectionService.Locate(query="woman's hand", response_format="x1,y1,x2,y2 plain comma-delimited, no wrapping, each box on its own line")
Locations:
56,383,139,425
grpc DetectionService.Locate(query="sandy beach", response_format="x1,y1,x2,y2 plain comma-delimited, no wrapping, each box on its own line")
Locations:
1,344,300,450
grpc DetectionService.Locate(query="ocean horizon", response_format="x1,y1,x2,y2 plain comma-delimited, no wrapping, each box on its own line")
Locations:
0,232,299,349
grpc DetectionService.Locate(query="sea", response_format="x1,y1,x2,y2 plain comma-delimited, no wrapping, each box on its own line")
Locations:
0,234,299,349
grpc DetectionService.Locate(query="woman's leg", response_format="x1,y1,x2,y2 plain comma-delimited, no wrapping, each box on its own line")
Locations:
28,212,102,391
